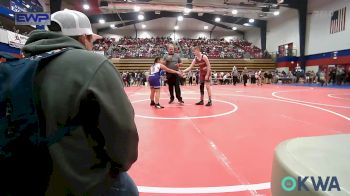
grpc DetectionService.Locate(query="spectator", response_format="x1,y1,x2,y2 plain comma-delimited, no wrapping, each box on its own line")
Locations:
232,67,239,86
188,71,193,85
23,9,139,195
329,68,336,84
319,69,326,86
336,66,345,85
242,67,249,86
256,69,263,86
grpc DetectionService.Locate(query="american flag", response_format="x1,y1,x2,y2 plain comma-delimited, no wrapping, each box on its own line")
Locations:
330,7,347,34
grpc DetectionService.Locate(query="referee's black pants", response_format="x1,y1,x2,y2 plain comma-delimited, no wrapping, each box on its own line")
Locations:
167,73,182,101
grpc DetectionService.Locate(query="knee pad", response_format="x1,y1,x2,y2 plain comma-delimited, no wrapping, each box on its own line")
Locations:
200,83,204,95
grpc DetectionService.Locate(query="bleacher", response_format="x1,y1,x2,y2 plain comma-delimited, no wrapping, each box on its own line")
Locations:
112,58,275,72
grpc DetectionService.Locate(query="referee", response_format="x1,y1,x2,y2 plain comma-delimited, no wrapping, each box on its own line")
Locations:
164,44,184,104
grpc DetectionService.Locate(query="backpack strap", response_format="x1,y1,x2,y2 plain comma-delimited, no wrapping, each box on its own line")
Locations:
29,48,72,62
30,48,80,145
0,52,19,61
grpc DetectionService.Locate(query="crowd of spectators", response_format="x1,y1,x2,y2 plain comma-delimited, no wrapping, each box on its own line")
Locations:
93,36,268,59
272,65,350,86
119,66,349,88
93,36,173,58
121,71,148,87
178,38,245,58
93,36,349,86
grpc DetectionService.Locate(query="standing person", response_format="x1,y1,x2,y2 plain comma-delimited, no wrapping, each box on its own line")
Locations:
256,69,263,86
295,65,302,83
126,72,131,87
163,44,184,104
251,71,256,84
329,68,336,84
20,9,138,196
195,70,199,85
319,69,326,86
188,71,193,85
242,67,249,86
336,66,345,85
122,72,128,86
183,46,212,106
232,67,239,86
149,57,182,108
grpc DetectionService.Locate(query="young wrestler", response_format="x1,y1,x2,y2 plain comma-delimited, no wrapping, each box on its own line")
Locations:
183,46,212,106
149,57,182,108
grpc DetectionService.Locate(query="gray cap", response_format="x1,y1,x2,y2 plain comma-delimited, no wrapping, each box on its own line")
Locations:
51,9,102,40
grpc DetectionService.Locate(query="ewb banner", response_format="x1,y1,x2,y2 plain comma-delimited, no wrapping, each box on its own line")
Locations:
15,12,50,26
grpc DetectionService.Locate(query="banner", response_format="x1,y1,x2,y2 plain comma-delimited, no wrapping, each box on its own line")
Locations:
15,12,50,26
7,30,28,48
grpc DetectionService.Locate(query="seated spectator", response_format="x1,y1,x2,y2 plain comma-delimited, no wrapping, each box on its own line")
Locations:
93,36,267,60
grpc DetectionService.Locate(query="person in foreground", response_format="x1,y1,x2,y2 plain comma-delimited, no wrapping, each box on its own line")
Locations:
149,57,182,108
23,9,139,195
183,46,212,106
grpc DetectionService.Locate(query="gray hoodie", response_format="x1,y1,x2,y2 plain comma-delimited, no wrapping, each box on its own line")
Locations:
23,30,138,195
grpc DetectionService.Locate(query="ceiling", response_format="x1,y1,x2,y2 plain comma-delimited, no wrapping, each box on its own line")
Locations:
58,0,291,33
0,0,297,36
114,17,235,32
96,0,283,19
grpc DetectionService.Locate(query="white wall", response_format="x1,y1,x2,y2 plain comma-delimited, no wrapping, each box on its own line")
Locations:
0,28,9,44
306,0,350,55
136,30,212,40
100,29,242,41
305,65,319,73
245,28,261,48
212,31,242,41
266,8,299,55
265,0,350,56
174,31,211,39
138,30,172,38
102,29,136,40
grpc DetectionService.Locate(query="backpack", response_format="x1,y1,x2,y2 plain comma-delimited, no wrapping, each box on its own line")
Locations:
0,49,74,195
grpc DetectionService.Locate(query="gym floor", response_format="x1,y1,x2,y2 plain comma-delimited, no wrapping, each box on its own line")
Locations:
125,84,350,196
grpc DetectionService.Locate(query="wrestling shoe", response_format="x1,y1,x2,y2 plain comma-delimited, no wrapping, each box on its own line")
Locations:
195,100,204,105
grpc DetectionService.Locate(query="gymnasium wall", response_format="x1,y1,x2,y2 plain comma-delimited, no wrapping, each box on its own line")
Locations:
245,28,261,49
306,0,350,55
104,29,136,40
211,31,243,41
266,7,299,55
101,29,242,41
167,31,211,40
276,0,350,70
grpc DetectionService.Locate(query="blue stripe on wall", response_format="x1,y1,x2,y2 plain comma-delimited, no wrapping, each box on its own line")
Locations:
0,42,21,54
277,48,350,63
276,56,299,63
306,49,350,60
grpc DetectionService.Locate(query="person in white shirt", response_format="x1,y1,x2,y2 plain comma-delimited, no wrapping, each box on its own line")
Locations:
148,57,182,108
256,69,263,86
